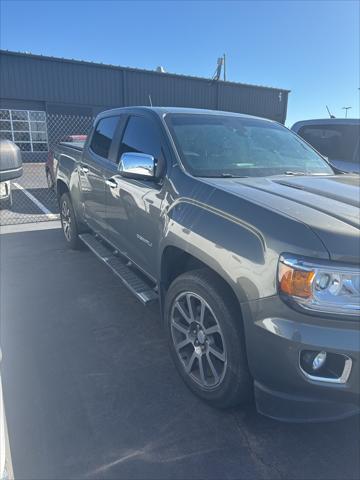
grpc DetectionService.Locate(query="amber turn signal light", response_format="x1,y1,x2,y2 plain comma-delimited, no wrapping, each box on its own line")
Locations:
278,263,315,298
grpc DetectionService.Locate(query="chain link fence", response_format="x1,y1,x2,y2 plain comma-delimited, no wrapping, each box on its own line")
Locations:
0,113,93,226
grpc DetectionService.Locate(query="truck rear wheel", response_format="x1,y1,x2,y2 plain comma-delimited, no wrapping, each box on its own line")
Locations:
164,269,252,409
60,192,82,250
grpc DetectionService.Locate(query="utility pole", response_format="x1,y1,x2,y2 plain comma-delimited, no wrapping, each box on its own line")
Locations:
212,54,227,81
342,106,352,118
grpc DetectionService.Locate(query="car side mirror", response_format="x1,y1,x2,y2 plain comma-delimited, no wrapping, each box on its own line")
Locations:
0,140,23,182
118,152,155,180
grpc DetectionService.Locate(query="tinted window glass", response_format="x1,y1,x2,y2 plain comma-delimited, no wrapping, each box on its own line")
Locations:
298,124,360,162
166,114,333,177
90,116,119,158
119,116,161,160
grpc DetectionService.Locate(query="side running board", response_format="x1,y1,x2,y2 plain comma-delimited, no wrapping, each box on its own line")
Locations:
79,233,158,305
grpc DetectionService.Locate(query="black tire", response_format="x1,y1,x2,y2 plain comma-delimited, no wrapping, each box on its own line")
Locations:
164,269,252,409
60,192,82,249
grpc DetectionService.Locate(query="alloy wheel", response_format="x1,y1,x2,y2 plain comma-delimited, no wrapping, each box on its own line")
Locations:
170,292,227,389
61,200,72,241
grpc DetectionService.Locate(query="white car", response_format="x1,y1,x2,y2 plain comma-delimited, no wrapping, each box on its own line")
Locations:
0,140,23,209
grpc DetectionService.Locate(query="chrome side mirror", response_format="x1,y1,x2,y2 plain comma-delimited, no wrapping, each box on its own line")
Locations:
118,152,155,179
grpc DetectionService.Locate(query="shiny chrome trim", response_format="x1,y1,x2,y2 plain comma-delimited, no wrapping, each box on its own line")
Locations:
299,353,353,384
280,254,360,275
88,228,157,285
279,254,360,317
0,166,22,175
119,152,155,178
105,177,118,188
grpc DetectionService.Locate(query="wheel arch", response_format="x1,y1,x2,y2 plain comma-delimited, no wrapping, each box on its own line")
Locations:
160,246,243,318
56,179,69,202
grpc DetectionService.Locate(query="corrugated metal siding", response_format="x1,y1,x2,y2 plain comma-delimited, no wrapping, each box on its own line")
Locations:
218,83,285,122
0,51,289,123
0,54,125,106
125,70,218,109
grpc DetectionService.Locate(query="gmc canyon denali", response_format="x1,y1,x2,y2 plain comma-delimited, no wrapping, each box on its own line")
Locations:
56,107,360,422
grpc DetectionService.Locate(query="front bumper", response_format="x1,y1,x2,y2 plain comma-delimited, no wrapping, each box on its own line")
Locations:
242,296,360,422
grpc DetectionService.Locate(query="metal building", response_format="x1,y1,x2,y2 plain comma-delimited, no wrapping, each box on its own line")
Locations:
0,50,290,162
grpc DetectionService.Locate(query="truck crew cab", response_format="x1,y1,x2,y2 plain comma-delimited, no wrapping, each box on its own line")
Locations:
56,107,360,422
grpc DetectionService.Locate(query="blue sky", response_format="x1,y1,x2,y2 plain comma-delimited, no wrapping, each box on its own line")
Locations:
1,0,359,126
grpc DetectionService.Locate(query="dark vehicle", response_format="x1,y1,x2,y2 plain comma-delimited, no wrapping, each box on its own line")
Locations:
46,135,87,189
292,119,360,173
0,140,23,208
56,107,360,422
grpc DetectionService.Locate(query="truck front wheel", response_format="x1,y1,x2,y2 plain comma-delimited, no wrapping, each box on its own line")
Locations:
164,269,252,409
60,192,82,249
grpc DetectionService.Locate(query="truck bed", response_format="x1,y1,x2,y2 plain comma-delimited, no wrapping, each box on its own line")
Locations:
58,141,85,152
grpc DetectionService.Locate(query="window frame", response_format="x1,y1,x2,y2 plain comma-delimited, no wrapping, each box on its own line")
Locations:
89,115,122,161
117,113,164,163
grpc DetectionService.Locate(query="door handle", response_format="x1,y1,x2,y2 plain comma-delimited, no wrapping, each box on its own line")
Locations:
105,178,119,188
80,165,89,174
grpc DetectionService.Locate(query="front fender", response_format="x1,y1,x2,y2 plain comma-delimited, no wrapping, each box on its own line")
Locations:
161,197,267,303
160,188,329,305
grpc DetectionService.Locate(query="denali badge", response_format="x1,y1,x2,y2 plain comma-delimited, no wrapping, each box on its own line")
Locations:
136,234,152,247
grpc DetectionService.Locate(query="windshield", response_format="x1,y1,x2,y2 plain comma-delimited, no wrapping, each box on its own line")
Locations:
166,114,334,177
298,124,360,162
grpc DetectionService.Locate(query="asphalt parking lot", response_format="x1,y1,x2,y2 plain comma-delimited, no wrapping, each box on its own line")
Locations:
0,163,59,226
1,225,359,480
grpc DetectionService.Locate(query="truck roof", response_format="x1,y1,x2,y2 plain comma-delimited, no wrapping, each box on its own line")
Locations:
98,106,275,122
292,118,360,130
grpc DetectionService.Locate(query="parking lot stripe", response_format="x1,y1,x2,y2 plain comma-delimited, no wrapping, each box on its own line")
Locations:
12,182,58,220
0,221,61,235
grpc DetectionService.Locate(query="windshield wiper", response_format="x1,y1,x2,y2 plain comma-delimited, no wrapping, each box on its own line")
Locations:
283,171,333,177
220,173,248,178
199,173,249,179
283,171,307,176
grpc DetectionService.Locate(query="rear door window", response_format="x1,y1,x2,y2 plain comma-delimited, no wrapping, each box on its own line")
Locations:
90,116,120,159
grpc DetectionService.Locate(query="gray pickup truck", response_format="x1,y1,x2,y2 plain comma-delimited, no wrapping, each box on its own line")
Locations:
56,107,360,422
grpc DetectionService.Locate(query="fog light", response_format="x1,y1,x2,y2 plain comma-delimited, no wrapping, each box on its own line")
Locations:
300,350,351,383
312,351,327,370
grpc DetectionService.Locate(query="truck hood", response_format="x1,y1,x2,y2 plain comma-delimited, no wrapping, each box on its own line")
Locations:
202,174,360,262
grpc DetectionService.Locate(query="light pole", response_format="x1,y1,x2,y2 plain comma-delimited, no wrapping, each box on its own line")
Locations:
342,106,352,118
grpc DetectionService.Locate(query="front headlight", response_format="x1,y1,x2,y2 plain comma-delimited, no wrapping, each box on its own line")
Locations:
278,254,360,316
